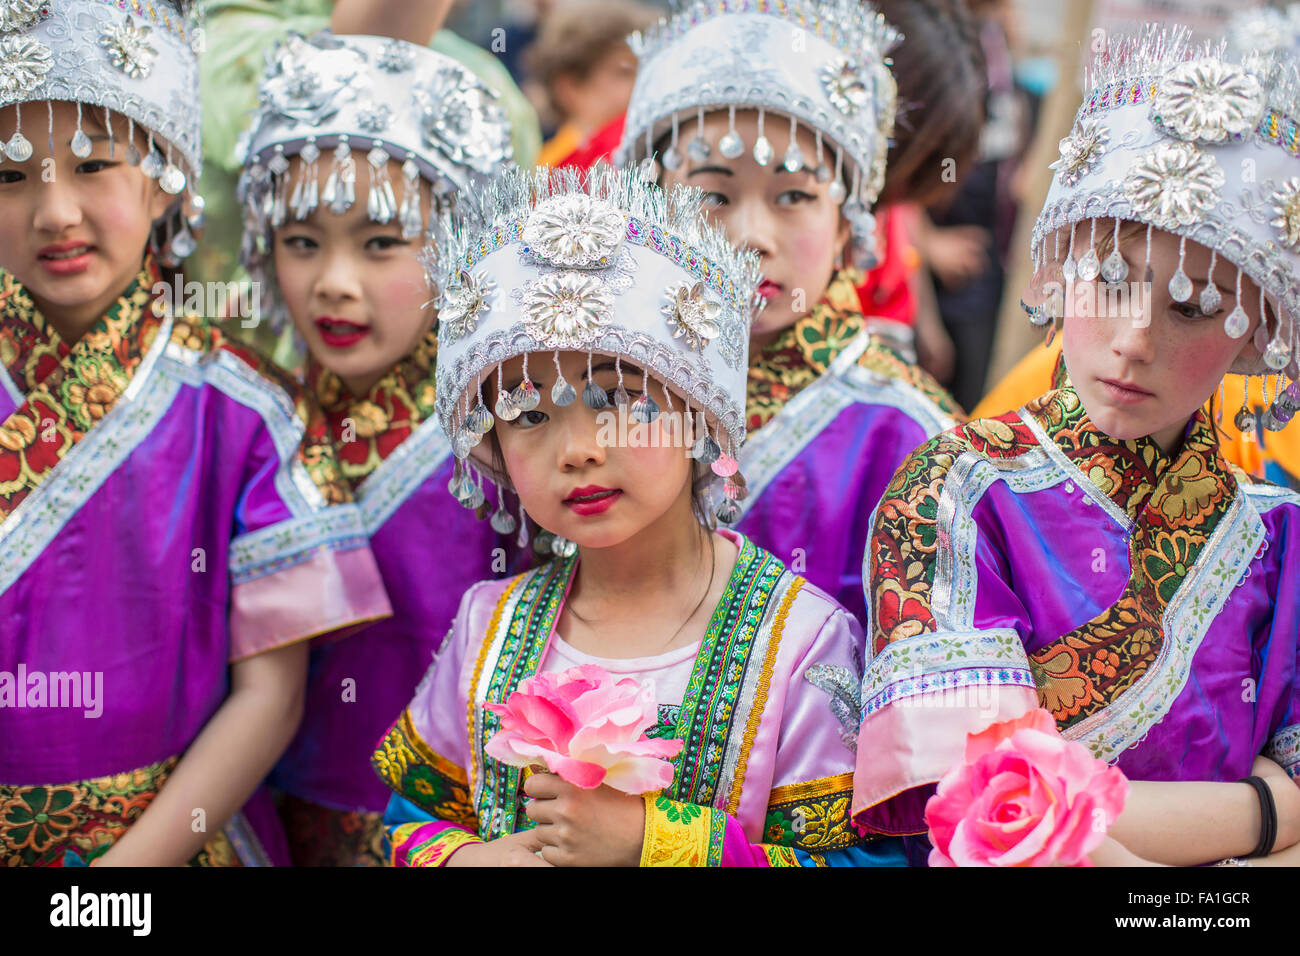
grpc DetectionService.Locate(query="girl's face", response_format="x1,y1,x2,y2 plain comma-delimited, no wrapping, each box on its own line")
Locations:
659,109,850,346
0,102,173,335
273,156,432,397
1061,226,1265,452
490,351,695,549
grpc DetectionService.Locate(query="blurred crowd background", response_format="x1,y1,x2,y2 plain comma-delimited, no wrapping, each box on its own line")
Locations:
197,0,1261,416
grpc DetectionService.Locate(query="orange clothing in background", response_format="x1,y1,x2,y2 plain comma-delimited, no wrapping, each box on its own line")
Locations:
855,204,917,325
973,338,1299,483
535,122,584,167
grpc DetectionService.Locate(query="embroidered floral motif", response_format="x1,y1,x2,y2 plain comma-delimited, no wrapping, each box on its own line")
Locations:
439,269,495,344
308,330,437,489
821,57,869,115
521,270,614,348
0,0,47,33
371,710,477,831
661,280,721,352
0,33,51,96
279,795,385,867
413,64,511,176
747,268,962,432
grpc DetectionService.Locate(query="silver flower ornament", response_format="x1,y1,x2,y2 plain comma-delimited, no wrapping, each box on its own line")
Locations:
0,0,46,33
821,57,869,116
662,281,722,352
1049,117,1109,187
1122,141,1225,229
100,14,158,80
522,271,614,348
522,194,627,269
439,269,496,344
415,66,511,176
0,34,50,97
1151,58,1264,144
1270,177,1300,251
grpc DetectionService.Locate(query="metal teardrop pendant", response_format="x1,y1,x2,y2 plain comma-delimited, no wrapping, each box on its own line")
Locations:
715,497,740,524
5,132,31,162
1100,249,1128,284
490,508,518,534
814,163,831,184
512,381,541,412
466,403,494,434
71,129,92,158
494,390,520,421
711,453,739,477
125,142,141,166
629,392,659,424
1076,248,1100,282
783,142,805,173
141,150,164,179
637,156,657,181
1199,282,1221,314
687,136,711,162
551,535,578,558
1264,339,1291,371
718,131,744,159
613,385,630,408
692,434,720,464
1233,406,1255,432
582,381,609,409
460,482,485,510
752,136,773,166
170,228,197,259
551,377,576,407
1168,268,1193,302
1224,305,1250,339
452,428,475,460
662,146,684,171
1061,254,1077,282
827,180,846,204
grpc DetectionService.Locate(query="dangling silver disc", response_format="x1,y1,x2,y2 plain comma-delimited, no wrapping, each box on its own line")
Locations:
718,131,744,159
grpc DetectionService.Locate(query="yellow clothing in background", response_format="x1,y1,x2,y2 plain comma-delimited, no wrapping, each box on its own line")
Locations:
972,339,1299,482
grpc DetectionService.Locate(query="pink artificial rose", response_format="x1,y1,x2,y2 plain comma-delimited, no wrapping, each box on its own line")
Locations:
925,708,1129,867
483,664,684,794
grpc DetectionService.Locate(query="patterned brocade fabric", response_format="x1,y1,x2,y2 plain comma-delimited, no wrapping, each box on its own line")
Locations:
278,795,386,867
0,757,242,867
307,330,438,490
372,711,477,832
0,260,350,513
746,267,963,432
868,384,1239,731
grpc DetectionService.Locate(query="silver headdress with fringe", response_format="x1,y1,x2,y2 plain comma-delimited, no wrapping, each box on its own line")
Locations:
1027,25,1300,429
428,164,762,534
615,0,898,269
0,0,203,261
237,30,514,329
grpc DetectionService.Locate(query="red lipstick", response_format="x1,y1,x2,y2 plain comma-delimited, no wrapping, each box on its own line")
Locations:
314,316,370,349
757,279,782,300
563,485,621,516
37,240,94,276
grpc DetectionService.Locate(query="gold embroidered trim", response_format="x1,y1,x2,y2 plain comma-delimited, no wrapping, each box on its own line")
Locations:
726,576,804,817
468,574,525,798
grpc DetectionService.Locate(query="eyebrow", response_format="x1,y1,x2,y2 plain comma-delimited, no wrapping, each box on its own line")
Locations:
584,360,643,381
687,166,733,177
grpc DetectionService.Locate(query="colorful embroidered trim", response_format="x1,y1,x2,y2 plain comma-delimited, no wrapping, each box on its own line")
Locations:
762,844,802,867
763,772,862,852
371,710,477,831
397,824,483,867
639,795,725,867
726,576,802,816
468,574,524,802
475,558,575,838
669,537,783,808
1268,724,1300,779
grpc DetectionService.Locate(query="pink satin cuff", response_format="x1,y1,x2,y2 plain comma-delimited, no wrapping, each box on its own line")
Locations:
230,545,392,660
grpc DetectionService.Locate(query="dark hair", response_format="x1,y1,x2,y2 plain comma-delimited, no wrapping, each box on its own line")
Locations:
524,0,656,93
874,0,987,208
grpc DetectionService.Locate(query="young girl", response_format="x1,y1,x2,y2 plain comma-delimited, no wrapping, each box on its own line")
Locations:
372,166,905,866
0,3,387,866
234,30,519,866
853,28,1300,866
615,0,964,628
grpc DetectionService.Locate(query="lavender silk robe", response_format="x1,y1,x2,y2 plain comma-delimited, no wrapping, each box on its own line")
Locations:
371,531,907,867
852,384,1300,842
0,271,388,866
737,333,959,626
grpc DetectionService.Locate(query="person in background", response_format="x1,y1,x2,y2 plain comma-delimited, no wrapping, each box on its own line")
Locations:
914,0,1036,412
527,0,656,168
236,29,520,865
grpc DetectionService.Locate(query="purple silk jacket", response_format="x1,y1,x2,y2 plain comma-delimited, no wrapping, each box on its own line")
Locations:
0,267,389,866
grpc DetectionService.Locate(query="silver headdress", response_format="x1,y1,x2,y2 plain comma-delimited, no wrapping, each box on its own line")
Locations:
237,30,514,329
615,0,899,269
1028,25,1300,429
428,164,762,534
0,0,203,260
